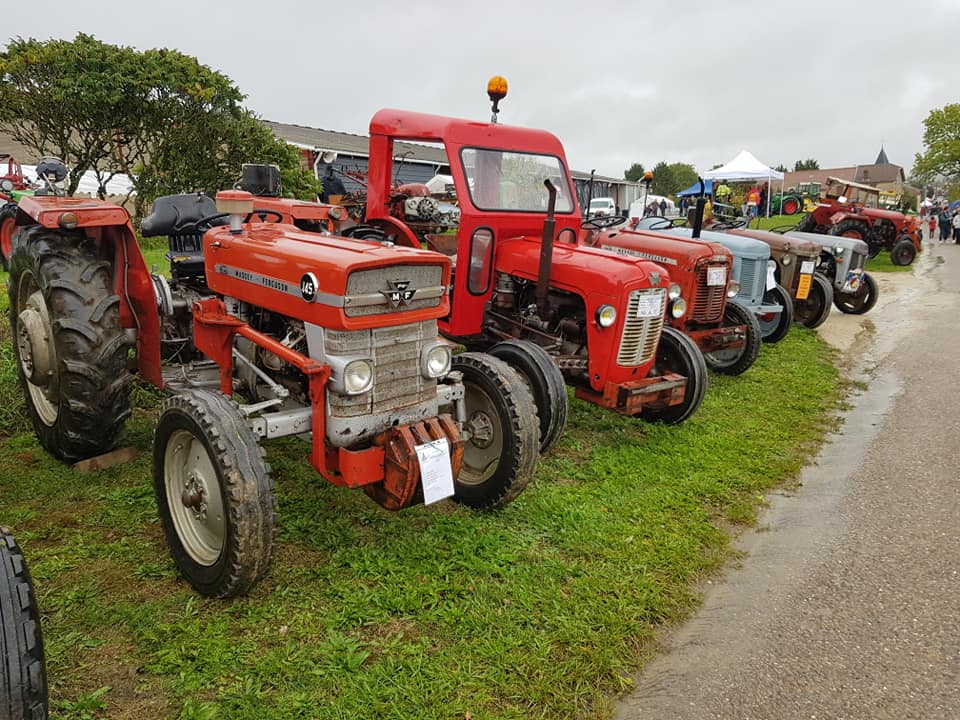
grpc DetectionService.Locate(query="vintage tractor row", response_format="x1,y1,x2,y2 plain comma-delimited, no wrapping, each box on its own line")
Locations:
6,188,545,599
795,177,921,266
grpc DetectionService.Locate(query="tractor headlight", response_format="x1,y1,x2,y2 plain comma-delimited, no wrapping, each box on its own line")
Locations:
668,282,682,300
767,259,777,271
669,297,687,319
834,245,844,256
422,343,452,378
596,304,617,328
781,255,791,266
727,280,740,298
343,359,374,394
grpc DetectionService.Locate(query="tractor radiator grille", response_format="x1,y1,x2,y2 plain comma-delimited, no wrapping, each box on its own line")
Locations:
617,289,666,367
344,264,445,317
691,265,727,323
325,321,438,418
736,258,764,304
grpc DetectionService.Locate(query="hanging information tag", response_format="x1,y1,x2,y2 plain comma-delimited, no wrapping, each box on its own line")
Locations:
766,265,777,291
416,438,455,505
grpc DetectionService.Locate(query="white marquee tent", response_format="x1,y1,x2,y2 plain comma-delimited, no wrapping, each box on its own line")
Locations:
703,150,784,217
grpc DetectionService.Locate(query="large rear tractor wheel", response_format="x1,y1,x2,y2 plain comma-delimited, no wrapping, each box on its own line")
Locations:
890,237,917,266
9,226,132,462
0,203,17,271
757,283,795,344
782,197,800,215
794,213,817,233
834,272,879,315
153,390,277,598
703,299,762,376
451,353,539,509
830,218,873,243
489,339,568,454
0,528,48,720
794,272,834,329
641,327,708,425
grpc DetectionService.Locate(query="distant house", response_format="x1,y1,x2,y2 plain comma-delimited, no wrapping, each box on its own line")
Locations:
783,147,920,210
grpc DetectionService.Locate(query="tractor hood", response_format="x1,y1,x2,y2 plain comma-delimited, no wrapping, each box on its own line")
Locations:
785,229,869,257
725,227,820,258
204,223,450,331
649,226,770,262
593,227,731,271
496,234,669,292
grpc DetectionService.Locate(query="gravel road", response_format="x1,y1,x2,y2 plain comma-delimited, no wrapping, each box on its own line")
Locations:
615,239,960,720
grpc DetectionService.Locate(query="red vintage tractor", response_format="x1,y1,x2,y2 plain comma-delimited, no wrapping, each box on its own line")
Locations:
796,176,921,265
0,153,31,269
6,190,540,598
362,100,708,427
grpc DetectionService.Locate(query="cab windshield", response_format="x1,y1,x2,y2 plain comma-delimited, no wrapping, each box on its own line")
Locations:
461,148,574,213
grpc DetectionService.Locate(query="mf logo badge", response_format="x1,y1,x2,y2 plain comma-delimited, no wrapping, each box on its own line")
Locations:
650,271,661,286
382,279,415,307
300,273,319,303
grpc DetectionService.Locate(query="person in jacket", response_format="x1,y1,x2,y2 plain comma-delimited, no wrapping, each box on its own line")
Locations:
952,208,960,244
939,206,952,243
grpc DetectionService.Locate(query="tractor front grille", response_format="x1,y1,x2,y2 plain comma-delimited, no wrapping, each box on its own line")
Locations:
325,321,437,418
691,264,727,323
344,264,445,317
736,258,765,304
617,289,666,367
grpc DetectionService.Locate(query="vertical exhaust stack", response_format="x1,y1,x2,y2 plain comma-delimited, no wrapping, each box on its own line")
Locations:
692,178,706,239
537,179,558,317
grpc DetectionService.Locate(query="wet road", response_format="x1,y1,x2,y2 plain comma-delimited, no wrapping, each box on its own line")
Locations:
615,239,960,720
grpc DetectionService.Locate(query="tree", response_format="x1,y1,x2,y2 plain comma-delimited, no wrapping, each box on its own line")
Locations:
913,103,960,185
0,33,319,214
649,161,698,197
774,164,788,173
624,162,646,182
793,158,820,171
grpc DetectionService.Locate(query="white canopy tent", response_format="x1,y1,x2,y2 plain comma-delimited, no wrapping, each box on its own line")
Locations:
702,150,784,218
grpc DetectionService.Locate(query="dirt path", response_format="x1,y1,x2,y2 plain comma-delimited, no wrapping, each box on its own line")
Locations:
614,240,960,719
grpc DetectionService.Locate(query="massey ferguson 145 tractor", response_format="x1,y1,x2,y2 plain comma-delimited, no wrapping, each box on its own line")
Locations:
795,176,921,266
7,189,540,598
363,102,708,427
583,221,762,376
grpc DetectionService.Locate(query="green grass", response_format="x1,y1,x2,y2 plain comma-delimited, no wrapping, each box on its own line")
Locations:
0,252,845,719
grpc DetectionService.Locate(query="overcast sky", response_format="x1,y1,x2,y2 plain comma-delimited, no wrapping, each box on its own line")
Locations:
5,1,959,179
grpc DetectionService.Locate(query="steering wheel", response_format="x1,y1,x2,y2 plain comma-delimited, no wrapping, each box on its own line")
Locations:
582,213,628,230
189,208,285,232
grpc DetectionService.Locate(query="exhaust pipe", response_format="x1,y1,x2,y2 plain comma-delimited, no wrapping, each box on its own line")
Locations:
692,177,706,239
536,179,558,317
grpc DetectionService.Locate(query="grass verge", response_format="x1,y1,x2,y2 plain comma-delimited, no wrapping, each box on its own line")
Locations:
0,258,843,719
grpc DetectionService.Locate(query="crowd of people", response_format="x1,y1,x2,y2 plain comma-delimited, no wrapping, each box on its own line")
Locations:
922,203,960,244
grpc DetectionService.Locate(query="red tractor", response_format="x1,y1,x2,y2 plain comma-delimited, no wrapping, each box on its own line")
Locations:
796,176,921,265
583,221,762,376
362,103,708,427
0,153,31,269
6,190,540,598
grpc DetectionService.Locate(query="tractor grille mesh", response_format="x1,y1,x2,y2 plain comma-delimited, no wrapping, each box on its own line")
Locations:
691,264,727,323
344,264,444,317
326,321,437,418
736,258,764,304
617,289,666,367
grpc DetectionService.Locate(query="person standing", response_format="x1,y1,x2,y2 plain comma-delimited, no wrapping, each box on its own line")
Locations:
939,205,952,243
928,213,938,241
759,182,769,218
715,180,731,205
952,208,960,244
746,185,761,226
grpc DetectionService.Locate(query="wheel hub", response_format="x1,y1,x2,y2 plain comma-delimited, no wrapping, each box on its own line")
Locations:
466,410,495,449
181,473,207,517
17,305,55,387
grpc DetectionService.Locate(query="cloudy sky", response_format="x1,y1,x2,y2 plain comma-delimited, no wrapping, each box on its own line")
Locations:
5,1,958,179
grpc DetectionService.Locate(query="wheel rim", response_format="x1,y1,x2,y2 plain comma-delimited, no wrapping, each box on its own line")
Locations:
15,271,59,426
704,343,743,367
164,429,226,566
459,383,504,486
784,200,797,214
797,287,823,325
0,215,13,262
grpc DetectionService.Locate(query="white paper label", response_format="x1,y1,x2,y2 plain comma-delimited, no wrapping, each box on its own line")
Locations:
765,265,777,291
636,294,663,318
706,266,727,286
416,438,455,505
800,260,816,275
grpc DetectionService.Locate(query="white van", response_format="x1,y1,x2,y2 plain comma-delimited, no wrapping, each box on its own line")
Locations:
588,197,616,217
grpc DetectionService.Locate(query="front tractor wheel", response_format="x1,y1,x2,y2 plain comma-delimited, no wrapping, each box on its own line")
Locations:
834,272,879,315
451,353,539,509
0,202,17,270
703,299,762,376
794,272,834,329
757,283,795,344
489,339,569,454
782,197,800,215
890,237,917,266
641,327,708,425
8,226,132,462
153,390,277,598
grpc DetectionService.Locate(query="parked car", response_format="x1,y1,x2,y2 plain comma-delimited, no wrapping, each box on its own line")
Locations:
588,197,616,217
